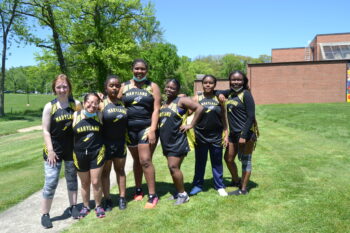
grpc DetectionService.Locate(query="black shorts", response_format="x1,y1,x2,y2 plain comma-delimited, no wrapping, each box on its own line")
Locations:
229,131,255,143
104,140,127,160
73,146,105,172
127,127,158,147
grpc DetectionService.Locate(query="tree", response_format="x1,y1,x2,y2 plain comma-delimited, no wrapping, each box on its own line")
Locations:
0,0,24,116
140,42,179,89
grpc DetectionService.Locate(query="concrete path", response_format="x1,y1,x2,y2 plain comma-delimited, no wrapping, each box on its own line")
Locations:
0,153,134,233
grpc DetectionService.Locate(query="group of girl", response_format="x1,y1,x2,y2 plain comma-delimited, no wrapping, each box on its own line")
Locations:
40,59,257,228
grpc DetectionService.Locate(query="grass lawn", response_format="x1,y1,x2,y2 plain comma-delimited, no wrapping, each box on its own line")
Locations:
63,102,350,233
0,94,54,135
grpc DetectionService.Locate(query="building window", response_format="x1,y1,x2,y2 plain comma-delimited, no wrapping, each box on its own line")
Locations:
320,42,350,60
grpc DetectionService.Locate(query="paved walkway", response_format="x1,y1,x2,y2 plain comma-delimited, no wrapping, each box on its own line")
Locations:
0,153,134,233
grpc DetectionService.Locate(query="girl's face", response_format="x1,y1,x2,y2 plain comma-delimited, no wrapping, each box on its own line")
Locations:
84,95,99,113
164,81,179,98
54,79,70,98
106,78,120,98
132,62,147,80
202,77,216,93
229,73,244,89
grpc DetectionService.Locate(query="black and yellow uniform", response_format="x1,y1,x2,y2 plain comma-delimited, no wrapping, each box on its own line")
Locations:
225,89,256,142
195,93,223,146
159,97,190,157
43,98,76,161
73,112,105,172
122,80,154,146
102,98,127,159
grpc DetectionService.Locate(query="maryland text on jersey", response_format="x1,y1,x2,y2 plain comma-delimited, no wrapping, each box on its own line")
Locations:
76,125,100,133
105,107,127,114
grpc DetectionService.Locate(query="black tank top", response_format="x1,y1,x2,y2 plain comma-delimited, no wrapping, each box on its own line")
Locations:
159,97,189,154
73,112,102,153
195,93,223,146
122,80,154,130
102,98,127,142
46,98,76,160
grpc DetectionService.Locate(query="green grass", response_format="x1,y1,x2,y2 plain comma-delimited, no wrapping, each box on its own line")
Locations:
64,102,350,233
0,102,349,232
0,131,45,212
0,94,54,135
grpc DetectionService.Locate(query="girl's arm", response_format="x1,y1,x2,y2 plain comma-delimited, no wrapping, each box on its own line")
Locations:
178,97,203,133
42,102,58,167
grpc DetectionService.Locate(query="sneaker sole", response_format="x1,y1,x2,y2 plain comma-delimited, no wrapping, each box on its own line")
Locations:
134,195,143,201
144,198,159,209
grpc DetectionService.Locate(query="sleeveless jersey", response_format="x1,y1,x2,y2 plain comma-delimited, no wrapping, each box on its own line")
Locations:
101,98,127,142
122,80,154,130
159,97,190,156
226,90,255,138
73,112,103,154
43,98,76,161
195,93,223,146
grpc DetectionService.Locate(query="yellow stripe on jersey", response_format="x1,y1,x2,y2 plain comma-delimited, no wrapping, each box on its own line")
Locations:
73,152,79,170
97,146,105,165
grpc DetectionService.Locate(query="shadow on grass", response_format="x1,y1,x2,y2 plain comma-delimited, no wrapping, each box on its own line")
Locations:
0,109,43,121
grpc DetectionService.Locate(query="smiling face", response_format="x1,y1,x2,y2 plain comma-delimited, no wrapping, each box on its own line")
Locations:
54,79,70,99
83,94,99,114
229,72,244,89
106,78,121,99
202,76,216,94
132,62,148,80
165,81,179,99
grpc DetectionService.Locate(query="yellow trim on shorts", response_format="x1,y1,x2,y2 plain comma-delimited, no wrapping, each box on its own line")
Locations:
73,152,79,170
97,146,105,165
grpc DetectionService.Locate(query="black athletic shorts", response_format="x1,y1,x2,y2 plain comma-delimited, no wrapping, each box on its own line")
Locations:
73,146,105,172
104,140,127,160
229,131,256,143
126,127,158,147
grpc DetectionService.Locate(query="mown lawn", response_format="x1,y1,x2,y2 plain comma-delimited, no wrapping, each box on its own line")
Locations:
63,102,350,233
0,94,54,135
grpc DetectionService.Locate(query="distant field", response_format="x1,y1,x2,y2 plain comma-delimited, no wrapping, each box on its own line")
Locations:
0,94,54,135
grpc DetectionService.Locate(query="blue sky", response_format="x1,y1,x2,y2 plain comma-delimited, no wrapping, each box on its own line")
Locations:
6,0,350,68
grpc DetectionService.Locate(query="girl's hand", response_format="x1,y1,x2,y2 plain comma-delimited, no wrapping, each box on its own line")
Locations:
147,130,156,145
238,137,246,144
47,150,59,167
180,124,192,133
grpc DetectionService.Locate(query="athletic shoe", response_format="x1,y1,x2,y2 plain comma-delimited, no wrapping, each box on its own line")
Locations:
168,192,178,200
119,197,127,210
228,189,248,196
144,194,159,209
79,206,90,219
174,193,190,205
95,206,106,218
229,178,241,188
217,188,228,196
41,213,53,228
69,205,80,219
133,188,144,201
189,186,202,196
104,198,113,212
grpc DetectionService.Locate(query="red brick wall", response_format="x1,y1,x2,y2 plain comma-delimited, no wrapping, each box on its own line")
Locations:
315,34,350,61
272,48,305,62
248,61,348,104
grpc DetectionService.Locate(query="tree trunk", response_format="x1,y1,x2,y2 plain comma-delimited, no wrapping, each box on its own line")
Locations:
46,3,67,74
0,37,6,116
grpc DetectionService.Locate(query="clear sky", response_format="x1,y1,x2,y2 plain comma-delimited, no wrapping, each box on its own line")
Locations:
5,0,350,68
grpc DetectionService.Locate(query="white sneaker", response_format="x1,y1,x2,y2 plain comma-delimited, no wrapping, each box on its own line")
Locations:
218,188,228,196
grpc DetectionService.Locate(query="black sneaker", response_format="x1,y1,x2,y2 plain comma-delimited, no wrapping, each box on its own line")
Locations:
228,189,248,196
144,194,159,209
104,198,113,212
174,193,189,205
41,213,53,228
69,205,80,219
119,197,127,210
229,178,241,188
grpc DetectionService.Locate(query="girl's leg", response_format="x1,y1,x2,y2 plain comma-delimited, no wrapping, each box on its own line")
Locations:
128,146,143,195
64,161,78,206
77,171,91,208
113,157,126,198
41,161,62,214
239,140,254,191
209,145,225,190
138,143,156,195
224,142,240,184
167,156,185,193
90,166,104,207
192,144,209,189
101,160,112,199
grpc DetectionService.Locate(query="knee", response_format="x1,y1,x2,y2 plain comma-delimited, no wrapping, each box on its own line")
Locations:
225,155,234,163
168,164,179,175
140,158,151,169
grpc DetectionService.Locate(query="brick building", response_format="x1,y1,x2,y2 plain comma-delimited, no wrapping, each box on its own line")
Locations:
194,32,350,104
